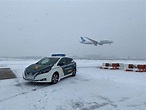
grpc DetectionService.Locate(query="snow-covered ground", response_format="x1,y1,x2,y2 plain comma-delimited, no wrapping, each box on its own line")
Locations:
0,58,146,110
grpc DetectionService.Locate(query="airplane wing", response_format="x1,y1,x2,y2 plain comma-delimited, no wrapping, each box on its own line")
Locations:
85,37,98,46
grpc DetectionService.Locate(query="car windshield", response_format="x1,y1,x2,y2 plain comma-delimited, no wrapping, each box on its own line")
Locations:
36,57,59,65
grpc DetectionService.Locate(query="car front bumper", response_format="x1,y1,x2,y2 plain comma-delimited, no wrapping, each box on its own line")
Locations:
23,73,52,83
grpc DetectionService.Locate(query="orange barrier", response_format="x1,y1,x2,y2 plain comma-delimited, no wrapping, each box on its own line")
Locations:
101,63,146,72
100,63,110,69
125,64,146,72
110,63,120,70
101,63,124,70
125,64,135,71
136,65,146,72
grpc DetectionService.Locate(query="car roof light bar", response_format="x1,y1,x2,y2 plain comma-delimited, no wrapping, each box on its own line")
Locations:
51,54,66,57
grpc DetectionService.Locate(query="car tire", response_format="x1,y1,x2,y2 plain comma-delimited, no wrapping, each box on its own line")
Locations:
51,73,59,84
71,69,76,76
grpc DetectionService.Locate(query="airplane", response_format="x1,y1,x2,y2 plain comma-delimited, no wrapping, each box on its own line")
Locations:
80,37,113,46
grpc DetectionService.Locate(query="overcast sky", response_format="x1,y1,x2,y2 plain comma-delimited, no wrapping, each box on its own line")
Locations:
0,0,145,59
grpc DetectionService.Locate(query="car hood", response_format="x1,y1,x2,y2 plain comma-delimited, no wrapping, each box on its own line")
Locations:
25,64,52,75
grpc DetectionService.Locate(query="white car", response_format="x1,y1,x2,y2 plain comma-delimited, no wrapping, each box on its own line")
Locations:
23,54,76,84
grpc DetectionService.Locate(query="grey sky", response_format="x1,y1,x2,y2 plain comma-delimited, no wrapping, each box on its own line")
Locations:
0,0,145,59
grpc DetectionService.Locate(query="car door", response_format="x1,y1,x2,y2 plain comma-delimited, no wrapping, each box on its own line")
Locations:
58,58,74,76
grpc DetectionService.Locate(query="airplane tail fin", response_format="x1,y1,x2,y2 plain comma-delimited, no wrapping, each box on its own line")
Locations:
80,37,86,43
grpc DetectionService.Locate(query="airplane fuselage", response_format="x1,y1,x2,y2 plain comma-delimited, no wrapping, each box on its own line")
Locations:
98,40,113,45
80,41,93,44
80,37,113,46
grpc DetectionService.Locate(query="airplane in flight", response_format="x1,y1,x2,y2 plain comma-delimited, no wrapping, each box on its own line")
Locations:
80,37,113,46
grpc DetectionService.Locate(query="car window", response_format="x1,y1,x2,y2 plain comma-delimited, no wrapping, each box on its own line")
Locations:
66,58,73,64
36,57,59,65
58,58,66,65
58,58,73,66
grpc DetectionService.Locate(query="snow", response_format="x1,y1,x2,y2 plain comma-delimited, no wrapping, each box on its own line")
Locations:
0,58,146,110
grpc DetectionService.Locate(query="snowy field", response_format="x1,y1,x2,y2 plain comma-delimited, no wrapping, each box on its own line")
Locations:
0,58,146,110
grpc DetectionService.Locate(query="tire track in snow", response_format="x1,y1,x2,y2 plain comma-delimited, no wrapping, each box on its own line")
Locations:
0,82,49,103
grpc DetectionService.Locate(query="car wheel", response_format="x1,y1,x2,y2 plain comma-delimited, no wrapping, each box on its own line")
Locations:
72,69,76,76
51,73,59,84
